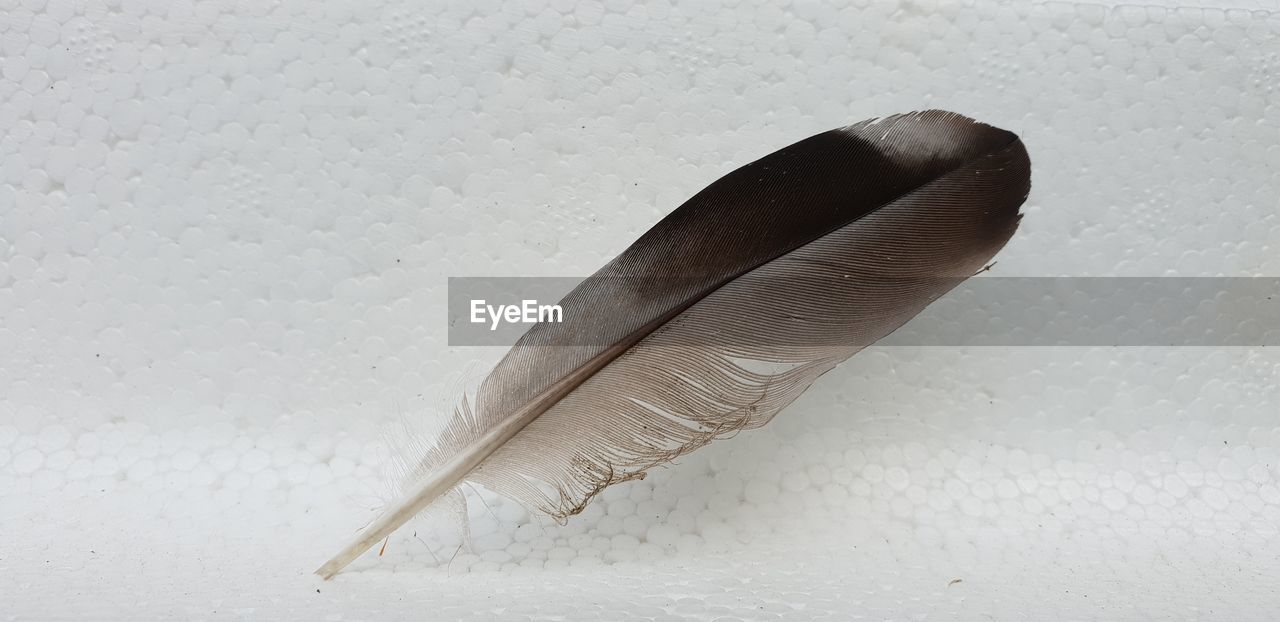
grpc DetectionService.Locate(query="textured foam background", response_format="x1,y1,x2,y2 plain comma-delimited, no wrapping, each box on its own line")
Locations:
2,0,1279,619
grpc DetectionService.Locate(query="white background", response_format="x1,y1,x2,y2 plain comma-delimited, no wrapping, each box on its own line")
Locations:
2,0,1278,618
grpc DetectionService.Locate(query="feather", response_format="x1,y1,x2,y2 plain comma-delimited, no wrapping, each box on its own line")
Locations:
316,109,1031,578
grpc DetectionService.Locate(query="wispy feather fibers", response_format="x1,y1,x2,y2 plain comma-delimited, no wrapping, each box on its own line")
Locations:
317,110,1031,578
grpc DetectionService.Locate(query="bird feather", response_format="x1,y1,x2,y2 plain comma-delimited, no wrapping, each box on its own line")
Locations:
316,109,1031,578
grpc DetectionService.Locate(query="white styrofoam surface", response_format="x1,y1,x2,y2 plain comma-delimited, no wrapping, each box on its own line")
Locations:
2,0,1278,619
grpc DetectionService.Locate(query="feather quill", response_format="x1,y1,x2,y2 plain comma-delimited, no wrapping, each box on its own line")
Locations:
316,110,1030,578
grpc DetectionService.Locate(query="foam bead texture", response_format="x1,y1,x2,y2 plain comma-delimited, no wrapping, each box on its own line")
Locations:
2,0,1279,618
